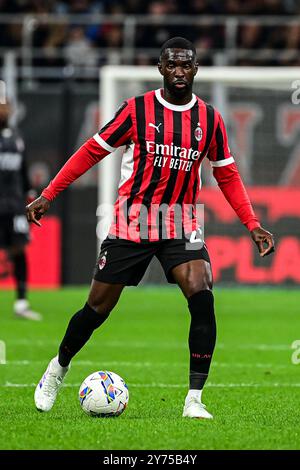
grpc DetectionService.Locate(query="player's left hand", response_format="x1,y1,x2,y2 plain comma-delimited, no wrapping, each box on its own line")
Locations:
251,227,275,257
26,195,50,227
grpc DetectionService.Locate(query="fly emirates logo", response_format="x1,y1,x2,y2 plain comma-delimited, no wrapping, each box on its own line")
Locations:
146,141,201,172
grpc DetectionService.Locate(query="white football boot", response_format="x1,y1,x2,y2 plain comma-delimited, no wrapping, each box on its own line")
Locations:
34,356,69,412
14,299,42,321
182,393,213,419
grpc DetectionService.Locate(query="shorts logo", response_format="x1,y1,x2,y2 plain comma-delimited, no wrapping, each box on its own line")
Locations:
99,251,107,270
194,123,203,142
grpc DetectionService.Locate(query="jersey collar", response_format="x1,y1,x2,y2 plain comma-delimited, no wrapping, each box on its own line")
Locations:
155,88,196,111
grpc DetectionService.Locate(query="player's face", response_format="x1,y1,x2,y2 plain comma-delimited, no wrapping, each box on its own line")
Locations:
158,49,198,97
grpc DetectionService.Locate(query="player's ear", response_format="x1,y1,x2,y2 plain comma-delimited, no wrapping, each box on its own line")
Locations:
158,61,163,76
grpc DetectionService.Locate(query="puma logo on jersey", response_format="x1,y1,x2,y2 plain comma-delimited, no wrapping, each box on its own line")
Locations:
149,122,162,133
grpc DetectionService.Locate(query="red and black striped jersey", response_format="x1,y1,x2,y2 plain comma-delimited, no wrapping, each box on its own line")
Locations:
42,88,260,241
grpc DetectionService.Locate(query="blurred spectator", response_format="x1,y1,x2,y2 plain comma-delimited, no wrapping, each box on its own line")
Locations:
3,23,23,48
64,26,98,69
135,53,152,65
222,0,245,15
238,23,265,50
263,0,290,15
64,0,101,14
42,23,67,66
263,25,287,51
193,24,224,52
189,0,218,14
1,0,300,78
163,0,180,14
27,0,56,13
125,0,149,14
284,23,300,49
97,24,123,48
148,1,171,15
136,1,189,50
0,0,24,13
104,2,125,14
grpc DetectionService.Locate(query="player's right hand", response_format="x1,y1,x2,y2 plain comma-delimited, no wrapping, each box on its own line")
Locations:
26,195,50,227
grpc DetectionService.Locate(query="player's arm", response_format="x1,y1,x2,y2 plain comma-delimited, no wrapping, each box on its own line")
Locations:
26,101,133,226
207,109,275,257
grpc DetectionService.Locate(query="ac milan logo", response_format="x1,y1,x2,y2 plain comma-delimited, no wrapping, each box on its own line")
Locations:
99,251,107,270
194,125,203,142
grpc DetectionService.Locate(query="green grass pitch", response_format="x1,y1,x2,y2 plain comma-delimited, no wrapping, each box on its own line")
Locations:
0,286,300,450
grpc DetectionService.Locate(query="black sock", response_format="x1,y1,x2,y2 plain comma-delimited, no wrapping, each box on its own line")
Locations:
188,290,216,390
58,303,109,367
11,251,27,299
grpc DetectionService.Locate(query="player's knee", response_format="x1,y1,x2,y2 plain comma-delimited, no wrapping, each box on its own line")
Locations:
87,298,113,316
87,292,118,316
187,284,212,298
185,269,213,297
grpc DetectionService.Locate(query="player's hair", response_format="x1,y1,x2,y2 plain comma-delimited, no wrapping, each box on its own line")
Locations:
160,37,196,59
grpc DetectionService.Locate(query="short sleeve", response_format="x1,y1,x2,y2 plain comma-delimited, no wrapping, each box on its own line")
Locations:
93,101,133,153
207,109,235,168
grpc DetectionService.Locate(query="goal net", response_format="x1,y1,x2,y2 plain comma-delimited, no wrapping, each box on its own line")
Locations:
98,66,300,285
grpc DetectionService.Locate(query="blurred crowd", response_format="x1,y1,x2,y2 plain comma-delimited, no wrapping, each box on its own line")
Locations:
1,0,298,15
1,0,300,73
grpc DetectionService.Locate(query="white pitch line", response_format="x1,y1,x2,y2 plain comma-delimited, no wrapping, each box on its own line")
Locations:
4,360,154,367
2,382,300,388
2,360,292,369
3,339,292,351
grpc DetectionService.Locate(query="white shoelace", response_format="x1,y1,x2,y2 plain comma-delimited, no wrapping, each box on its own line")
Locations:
187,398,206,408
42,373,62,398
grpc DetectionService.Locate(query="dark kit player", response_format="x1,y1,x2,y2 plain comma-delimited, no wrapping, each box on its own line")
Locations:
27,38,274,418
0,101,41,320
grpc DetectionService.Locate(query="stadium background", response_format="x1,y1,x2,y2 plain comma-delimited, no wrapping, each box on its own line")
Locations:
0,0,299,287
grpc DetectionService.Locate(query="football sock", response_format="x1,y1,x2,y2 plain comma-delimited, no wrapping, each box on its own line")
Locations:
188,290,216,390
58,303,109,367
52,355,69,373
11,251,27,299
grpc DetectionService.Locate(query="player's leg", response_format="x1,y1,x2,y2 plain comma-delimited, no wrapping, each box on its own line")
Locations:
8,213,41,320
157,237,215,419
35,280,125,412
9,245,27,300
56,236,156,367
58,280,125,367
172,259,215,419
35,237,156,412
9,244,41,321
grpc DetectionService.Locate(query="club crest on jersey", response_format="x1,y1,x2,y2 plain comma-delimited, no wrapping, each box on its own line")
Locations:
194,124,203,142
99,251,107,270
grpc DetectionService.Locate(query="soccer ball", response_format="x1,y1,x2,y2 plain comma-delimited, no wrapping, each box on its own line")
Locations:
78,370,129,417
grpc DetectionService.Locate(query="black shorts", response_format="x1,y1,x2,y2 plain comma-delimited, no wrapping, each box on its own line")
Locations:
0,214,30,248
93,235,211,286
